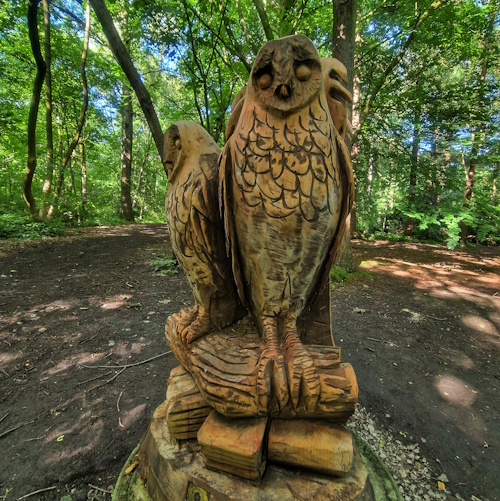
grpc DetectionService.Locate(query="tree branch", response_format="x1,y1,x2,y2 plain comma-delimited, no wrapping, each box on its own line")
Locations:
88,0,164,160
352,0,446,145
251,0,275,41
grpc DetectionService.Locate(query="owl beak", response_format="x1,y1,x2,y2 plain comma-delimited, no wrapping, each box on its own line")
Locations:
275,83,292,100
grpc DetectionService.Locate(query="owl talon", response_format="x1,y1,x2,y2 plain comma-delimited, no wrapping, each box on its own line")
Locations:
180,309,212,345
173,306,198,339
283,330,320,413
257,348,288,414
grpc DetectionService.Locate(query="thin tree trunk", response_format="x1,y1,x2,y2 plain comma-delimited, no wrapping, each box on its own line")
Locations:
120,83,134,221
132,132,152,209
405,109,421,235
89,0,164,159
80,141,87,219
48,1,90,218
40,0,54,218
24,0,46,215
367,150,373,199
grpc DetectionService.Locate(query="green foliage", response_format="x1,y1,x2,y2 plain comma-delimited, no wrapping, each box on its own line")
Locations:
0,213,65,240
330,266,350,284
0,0,498,249
152,253,178,275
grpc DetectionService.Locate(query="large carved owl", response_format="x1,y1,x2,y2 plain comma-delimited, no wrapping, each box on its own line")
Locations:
163,121,244,345
220,36,354,414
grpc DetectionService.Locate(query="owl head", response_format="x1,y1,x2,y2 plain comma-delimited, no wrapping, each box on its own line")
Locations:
163,121,219,182
248,35,322,113
321,58,353,138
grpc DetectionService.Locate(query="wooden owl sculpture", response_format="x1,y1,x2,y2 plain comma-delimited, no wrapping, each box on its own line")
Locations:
321,57,353,140
163,121,244,345
220,36,354,414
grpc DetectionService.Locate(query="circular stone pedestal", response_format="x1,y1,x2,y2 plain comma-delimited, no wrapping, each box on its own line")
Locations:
113,403,402,501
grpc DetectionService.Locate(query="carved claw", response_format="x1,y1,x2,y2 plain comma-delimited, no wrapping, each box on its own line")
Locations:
173,306,198,335
283,326,321,413
257,347,288,414
257,317,289,413
180,309,212,345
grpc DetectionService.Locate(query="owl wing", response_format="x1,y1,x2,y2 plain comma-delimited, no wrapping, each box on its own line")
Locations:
187,153,233,281
219,141,249,308
305,130,354,310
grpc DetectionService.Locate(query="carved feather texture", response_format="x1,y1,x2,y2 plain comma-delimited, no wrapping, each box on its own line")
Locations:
233,95,338,223
164,122,242,327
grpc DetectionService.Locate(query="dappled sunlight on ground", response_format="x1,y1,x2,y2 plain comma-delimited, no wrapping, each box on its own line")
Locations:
434,374,477,408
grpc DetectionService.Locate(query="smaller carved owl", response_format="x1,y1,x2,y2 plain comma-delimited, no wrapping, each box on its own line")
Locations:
163,121,245,345
321,57,353,140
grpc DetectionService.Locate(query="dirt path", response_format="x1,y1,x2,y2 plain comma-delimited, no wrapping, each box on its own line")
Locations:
0,226,498,501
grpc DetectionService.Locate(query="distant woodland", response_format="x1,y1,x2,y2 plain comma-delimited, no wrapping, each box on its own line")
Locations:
0,0,498,248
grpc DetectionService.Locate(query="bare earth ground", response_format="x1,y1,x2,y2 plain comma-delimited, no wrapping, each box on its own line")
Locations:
0,224,498,501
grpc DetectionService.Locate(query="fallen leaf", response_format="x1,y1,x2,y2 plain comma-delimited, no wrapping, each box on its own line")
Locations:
352,307,366,314
143,320,150,323
108,340,115,346
437,481,445,491
38,327,47,333
484,442,488,448
79,307,89,310
437,473,449,483
385,414,390,418
124,460,138,475
421,437,426,443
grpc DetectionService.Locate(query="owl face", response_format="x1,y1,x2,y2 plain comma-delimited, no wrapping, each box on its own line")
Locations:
250,35,322,113
163,124,185,182
321,58,352,106
163,121,220,182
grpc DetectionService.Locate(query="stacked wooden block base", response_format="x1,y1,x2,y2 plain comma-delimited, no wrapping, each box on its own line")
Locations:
165,365,357,483
136,401,375,501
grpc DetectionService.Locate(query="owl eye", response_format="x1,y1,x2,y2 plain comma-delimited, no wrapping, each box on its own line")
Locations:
328,69,340,81
175,139,182,150
258,73,273,90
295,63,311,82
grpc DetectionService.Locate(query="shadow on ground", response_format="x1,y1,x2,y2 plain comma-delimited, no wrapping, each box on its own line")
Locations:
0,228,498,501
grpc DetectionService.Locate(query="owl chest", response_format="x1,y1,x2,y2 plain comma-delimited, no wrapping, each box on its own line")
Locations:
232,103,339,221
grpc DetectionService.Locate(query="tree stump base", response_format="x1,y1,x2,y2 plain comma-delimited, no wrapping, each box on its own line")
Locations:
127,401,375,501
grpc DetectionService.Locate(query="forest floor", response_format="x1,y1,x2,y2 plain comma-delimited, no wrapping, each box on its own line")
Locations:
0,224,498,501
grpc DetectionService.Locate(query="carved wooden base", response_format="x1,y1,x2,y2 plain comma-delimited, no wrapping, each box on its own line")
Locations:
166,365,212,439
198,410,267,481
135,402,375,501
268,419,353,476
165,315,358,419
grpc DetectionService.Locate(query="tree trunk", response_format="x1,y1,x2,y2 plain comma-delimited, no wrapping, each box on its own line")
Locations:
40,0,54,218
133,132,152,209
492,163,499,205
120,83,134,221
80,141,87,219
24,0,46,215
48,0,90,218
89,0,164,160
332,0,357,270
405,109,421,235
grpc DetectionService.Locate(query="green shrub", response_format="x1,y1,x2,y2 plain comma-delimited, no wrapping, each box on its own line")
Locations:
0,213,66,240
